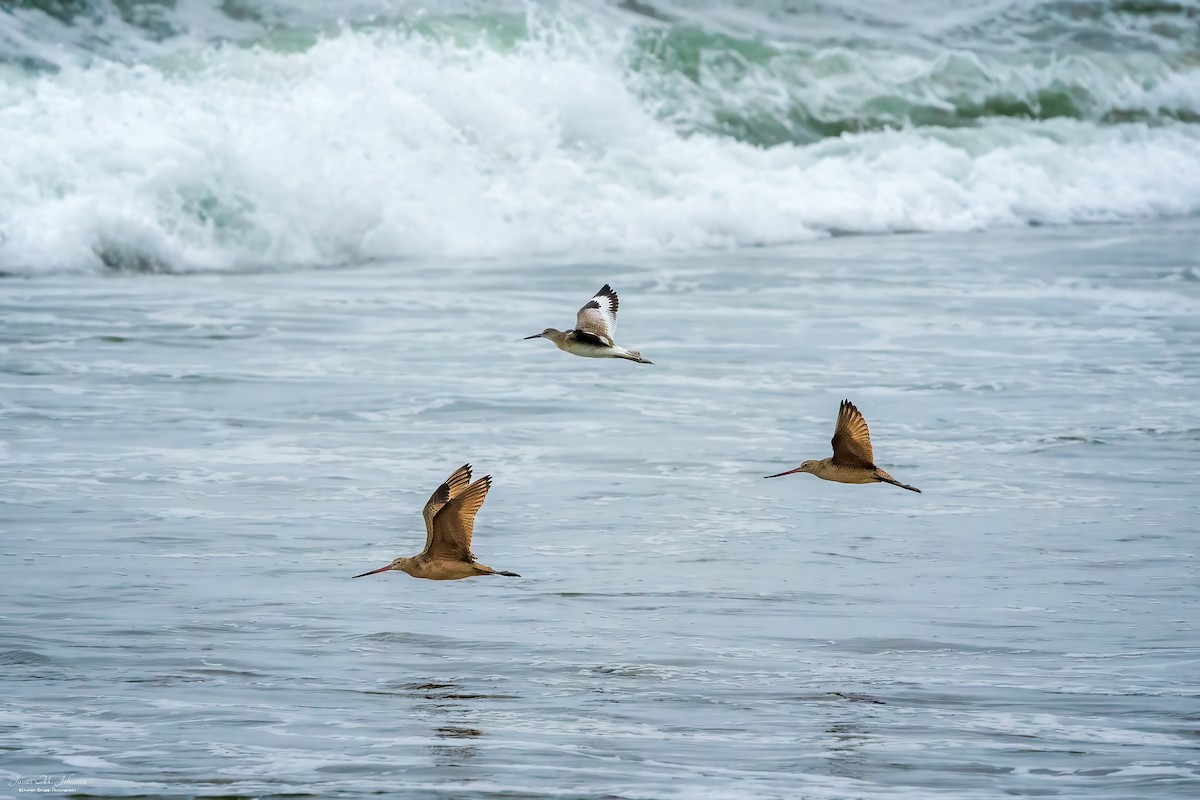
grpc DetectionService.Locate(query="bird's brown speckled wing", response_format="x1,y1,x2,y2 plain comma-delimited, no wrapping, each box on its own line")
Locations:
421,464,473,552
830,400,875,468
427,475,492,562
574,284,619,347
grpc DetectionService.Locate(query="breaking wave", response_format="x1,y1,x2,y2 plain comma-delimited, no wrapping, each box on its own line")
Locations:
1,0,1199,273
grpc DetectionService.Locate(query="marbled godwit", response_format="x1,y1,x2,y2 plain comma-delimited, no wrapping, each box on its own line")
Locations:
764,400,921,492
352,464,520,581
524,284,652,364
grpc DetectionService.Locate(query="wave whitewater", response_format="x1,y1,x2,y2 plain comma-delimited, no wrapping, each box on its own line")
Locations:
1,0,1199,274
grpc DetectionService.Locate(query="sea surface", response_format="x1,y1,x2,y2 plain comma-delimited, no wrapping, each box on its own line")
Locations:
2,222,1199,798
2,1,1200,799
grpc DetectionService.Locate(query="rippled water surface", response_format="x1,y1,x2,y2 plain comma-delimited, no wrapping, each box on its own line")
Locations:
2,221,1198,798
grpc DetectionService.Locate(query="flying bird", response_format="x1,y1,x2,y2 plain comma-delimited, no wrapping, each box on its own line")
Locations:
764,400,921,492
352,464,521,581
525,284,652,364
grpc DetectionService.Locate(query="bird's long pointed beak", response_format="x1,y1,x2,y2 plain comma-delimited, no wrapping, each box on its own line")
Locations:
764,467,804,479
351,564,393,578
524,333,543,340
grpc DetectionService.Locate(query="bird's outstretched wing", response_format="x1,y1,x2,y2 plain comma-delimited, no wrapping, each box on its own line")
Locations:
421,464,473,552
573,284,619,347
427,475,492,562
830,400,875,468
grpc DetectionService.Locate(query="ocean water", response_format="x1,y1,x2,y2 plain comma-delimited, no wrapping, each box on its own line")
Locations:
2,1,1200,799
2,0,1200,273
2,221,1199,798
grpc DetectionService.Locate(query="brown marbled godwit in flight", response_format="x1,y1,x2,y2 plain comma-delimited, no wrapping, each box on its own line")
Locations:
352,464,520,581
764,400,921,492
525,284,652,364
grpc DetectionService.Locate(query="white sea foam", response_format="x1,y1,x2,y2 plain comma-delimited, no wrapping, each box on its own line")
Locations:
1,11,1199,274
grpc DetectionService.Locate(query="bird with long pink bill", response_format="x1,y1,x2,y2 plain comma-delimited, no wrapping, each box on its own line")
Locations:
352,464,520,581
765,400,921,493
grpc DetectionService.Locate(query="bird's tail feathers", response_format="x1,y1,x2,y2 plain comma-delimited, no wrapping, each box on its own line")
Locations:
876,469,921,493
618,349,653,365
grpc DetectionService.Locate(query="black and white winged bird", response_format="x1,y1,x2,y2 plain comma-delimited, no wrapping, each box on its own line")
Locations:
524,284,652,364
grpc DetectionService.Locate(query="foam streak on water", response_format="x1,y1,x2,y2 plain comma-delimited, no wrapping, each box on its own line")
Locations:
1,221,1199,798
